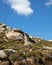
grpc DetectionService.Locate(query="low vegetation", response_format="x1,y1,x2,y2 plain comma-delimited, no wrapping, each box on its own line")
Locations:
0,32,52,65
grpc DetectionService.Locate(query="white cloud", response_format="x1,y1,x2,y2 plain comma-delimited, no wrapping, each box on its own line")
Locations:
4,0,33,16
45,0,52,6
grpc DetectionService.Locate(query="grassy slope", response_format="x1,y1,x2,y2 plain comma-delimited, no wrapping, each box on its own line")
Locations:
0,33,52,65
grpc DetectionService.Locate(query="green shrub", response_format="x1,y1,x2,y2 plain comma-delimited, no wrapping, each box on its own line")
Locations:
10,54,17,61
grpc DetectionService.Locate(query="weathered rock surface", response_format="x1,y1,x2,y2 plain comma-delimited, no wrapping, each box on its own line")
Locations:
6,31,24,40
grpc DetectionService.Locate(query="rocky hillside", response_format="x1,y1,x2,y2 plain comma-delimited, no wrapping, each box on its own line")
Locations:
0,22,52,65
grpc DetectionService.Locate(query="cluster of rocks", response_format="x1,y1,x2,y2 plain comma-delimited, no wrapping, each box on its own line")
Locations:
0,22,35,45
22,56,35,65
5,28,35,45
0,49,17,59
0,22,11,33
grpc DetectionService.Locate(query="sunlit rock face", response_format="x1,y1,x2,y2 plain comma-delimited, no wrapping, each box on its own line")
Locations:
6,30,24,41
24,34,32,45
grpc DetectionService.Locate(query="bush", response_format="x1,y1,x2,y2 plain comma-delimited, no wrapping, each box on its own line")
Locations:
10,54,18,61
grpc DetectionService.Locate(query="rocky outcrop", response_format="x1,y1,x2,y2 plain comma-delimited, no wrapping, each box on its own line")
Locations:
0,22,11,33
5,28,35,45
6,30,24,41
0,22,35,45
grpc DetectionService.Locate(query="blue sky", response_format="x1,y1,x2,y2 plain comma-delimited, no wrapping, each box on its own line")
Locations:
0,0,52,40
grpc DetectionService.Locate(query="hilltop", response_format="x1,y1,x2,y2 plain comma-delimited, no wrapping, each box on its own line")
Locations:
0,22,52,65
